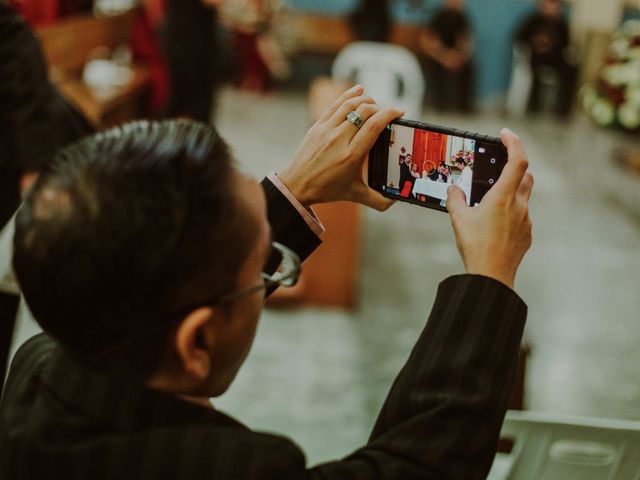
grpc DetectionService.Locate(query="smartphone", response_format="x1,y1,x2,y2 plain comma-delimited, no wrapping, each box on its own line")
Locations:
368,119,507,212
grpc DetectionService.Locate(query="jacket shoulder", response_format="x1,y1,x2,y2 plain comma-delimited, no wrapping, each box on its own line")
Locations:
2,334,54,404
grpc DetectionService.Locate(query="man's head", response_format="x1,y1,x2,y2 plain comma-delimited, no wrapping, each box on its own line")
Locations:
405,154,412,165
540,0,562,18
455,157,467,168
13,120,270,396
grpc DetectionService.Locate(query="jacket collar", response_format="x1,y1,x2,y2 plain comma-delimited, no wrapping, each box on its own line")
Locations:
39,343,246,433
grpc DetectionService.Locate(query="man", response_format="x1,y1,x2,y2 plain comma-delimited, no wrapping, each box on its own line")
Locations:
0,86,534,479
419,0,475,112
515,0,578,116
429,161,448,183
399,153,413,191
455,155,473,201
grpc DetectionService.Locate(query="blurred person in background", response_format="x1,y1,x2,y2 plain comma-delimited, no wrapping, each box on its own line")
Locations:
0,2,93,230
515,0,578,116
5,0,92,27
162,0,222,121
130,0,170,116
0,2,93,386
222,0,288,93
349,0,392,43
419,0,475,112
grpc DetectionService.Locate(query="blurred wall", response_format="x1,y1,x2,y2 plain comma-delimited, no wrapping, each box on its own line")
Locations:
288,0,553,103
572,0,623,33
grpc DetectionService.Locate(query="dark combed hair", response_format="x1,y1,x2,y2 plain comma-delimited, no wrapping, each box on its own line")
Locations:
13,120,255,377
349,0,392,43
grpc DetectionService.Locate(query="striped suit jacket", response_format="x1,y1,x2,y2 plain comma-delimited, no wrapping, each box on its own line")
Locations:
0,179,527,479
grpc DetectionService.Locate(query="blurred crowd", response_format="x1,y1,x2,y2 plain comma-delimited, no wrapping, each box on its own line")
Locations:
349,0,577,115
4,0,579,120
0,0,579,230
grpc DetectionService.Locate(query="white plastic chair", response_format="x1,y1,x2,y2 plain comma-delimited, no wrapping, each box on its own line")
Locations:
332,41,425,120
507,44,563,116
506,45,534,117
488,410,640,480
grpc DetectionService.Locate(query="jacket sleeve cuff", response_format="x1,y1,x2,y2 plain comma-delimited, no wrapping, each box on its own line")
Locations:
260,177,322,264
267,172,325,237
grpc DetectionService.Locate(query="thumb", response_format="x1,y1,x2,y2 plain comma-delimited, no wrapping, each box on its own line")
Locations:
353,185,395,211
446,185,467,214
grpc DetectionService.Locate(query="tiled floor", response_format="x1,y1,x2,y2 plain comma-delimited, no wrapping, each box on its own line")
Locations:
7,87,640,467
212,88,640,465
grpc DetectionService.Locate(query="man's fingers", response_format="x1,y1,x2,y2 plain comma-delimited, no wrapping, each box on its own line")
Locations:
330,95,377,127
350,106,404,154
518,172,534,202
317,85,364,124
501,128,527,160
446,185,467,215
494,128,529,196
338,103,381,136
352,184,395,211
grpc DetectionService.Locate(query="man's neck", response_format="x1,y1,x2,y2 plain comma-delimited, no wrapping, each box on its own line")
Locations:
178,394,214,409
146,373,213,409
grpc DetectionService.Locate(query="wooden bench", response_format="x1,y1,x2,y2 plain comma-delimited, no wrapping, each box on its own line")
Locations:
36,9,150,128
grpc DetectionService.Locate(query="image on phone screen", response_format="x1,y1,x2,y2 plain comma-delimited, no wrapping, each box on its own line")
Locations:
369,121,507,212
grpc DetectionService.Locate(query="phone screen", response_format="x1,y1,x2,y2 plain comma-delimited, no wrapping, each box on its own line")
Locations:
368,120,507,212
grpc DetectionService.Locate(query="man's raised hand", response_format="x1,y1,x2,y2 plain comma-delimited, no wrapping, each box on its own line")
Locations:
278,85,404,211
446,128,533,289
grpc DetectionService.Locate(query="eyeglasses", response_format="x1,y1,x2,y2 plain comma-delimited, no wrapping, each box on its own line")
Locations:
213,241,301,305
93,242,301,354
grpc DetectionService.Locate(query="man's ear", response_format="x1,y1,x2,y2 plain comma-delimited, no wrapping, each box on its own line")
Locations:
175,307,218,381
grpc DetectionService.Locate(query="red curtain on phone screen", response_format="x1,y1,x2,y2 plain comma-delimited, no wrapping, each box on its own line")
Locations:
412,130,447,172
